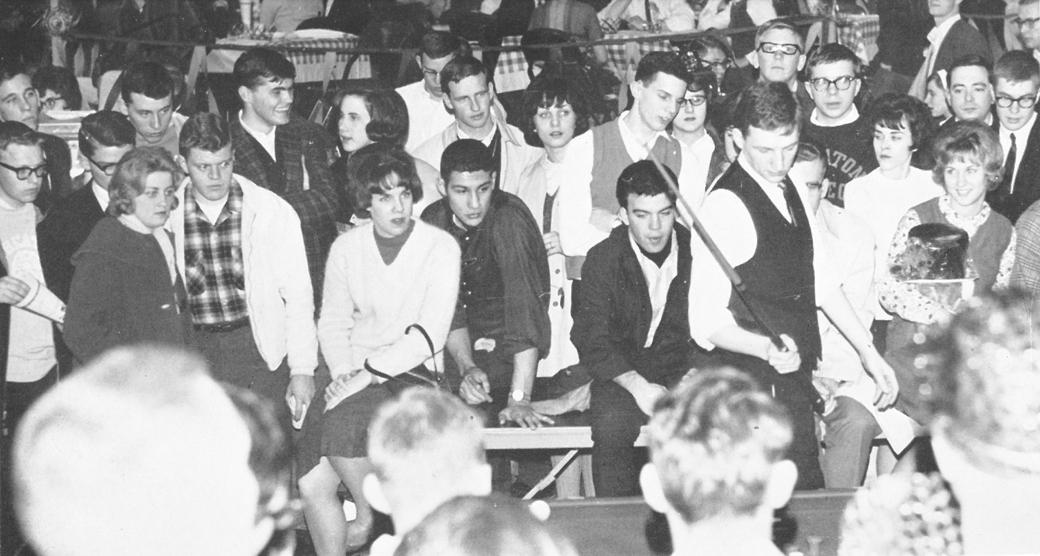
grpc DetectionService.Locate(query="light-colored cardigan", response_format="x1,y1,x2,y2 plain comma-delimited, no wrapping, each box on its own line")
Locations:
169,174,318,375
319,219,461,380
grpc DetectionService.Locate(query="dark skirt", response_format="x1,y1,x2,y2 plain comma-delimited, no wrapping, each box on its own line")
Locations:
295,380,395,476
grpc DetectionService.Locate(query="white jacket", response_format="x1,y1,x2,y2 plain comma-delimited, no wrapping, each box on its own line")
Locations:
169,174,318,375
413,119,542,196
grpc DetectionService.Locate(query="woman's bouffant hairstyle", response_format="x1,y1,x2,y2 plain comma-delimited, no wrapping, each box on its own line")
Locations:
519,76,592,147
107,147,181,216
327,88,410,151
347,142,423,219
931,120,1004,191
868,93,937,153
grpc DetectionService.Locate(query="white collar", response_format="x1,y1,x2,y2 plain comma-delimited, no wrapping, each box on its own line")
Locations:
92,179,111,212
618,110,669,161
457,120,498,144
238,110,276,138
928,13,961,45
1001,112,1037,141
810,105,860,127
737,151,783,190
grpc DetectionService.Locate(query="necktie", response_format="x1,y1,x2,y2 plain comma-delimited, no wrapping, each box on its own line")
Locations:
781,178,805,228
644,0,654,29
1004,133,1018,194
488,127,503,190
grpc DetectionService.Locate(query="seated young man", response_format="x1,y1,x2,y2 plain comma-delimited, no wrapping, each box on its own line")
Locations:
363,388,492,556
641,367,797,556
120,61,186,157
800,44,878,205
572,160,703,497
420,139,552,429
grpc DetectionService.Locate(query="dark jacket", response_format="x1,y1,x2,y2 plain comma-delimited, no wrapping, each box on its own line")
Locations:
229,115,339,300
37,183,107,303
572,224,701,384
931,18,992,75
987,119,1040,224
63,218,196,365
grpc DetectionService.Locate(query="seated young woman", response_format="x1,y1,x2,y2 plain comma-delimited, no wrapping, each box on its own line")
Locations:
63,147,195,365
296,142,461,556
328,88,442,224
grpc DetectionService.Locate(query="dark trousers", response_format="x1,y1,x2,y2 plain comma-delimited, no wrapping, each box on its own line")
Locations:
194,325,292,429
2,367,59,556
589,379,650,497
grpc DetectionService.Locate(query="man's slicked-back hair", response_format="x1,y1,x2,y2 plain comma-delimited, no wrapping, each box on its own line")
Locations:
78,111,136,158
993,49,1040,87
179,112,232,159
420,31,473,61
0,60,27,88
733,81,802,135
439,55,488,96
368,388,485,484
234,47,297,90
647,367,793,525
635,51,692,86
0,121,43,154
616,160,677,209
754,19,804,50
867,93,936,151
119,61,174,105
805,42,860,77
946,54,992,87
440,138,494,182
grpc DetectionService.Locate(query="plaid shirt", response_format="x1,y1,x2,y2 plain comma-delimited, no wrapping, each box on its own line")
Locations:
183,181,249,325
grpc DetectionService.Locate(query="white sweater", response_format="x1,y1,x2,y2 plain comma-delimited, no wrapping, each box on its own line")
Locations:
319,219,461,380
844,167,944,320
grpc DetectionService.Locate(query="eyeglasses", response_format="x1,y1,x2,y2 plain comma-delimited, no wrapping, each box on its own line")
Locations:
995,94,1038,109
86,155,120,175
679,96,708,107
696,59,731,71
40,96,64,110
422,68,442,79
757,42,801,56
808,75,858,92
0,160,48,180
1013,16,1039,27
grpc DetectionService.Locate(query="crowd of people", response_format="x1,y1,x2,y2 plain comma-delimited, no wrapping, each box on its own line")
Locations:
1,2,1040,554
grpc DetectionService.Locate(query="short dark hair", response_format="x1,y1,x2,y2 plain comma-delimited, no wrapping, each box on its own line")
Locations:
616,160,677,209
0,121,42,153
120,61,174,105
634,51,691,86
108,147,181,216
804,43,860,77
440,139,494,182
234,48,296,90
519,76,592,147
439,55,488,96
419,31,472,61
794,140,825,165
867,93,936,152
179,113,232,158
0,61,27,89
78,111,136,159
687,70,717,98
328,88,409,150
946,55,992,88
993,49,1040,87
347,142,423,218
32,66,82,110
691,35,734,61
732,82,802,135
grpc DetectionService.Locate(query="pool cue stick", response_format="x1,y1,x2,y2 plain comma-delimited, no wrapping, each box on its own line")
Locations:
644,154,826,415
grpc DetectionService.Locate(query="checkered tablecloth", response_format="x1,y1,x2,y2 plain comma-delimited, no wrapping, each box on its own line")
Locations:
207,36,371,83
490,32,675,93
836,14,880,64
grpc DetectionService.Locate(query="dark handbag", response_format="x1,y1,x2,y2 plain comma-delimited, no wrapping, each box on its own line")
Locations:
364,324,447,395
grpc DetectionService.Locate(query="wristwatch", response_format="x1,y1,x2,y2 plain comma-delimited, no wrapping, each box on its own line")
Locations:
510,389,528,403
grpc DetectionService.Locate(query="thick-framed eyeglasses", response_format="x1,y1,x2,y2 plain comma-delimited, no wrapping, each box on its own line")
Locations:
86,155,120,175
678,96,708,107
1013,16,1040,27
0,160,48,180
995,94,1038,109
757,42,801,56
808,75,858,92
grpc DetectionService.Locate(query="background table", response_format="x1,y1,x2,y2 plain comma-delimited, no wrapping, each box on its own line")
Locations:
207,36,371,82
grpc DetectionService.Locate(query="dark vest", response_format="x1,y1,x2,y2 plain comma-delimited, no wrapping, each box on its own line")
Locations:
913,198,1013,294
590,119,682,214
715,163,821,377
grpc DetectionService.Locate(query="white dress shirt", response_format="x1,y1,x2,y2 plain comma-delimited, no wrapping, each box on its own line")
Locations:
397,80,456,153
688,154,840,349
631,230,679,347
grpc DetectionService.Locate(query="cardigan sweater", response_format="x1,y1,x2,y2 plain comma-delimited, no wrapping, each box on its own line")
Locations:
64,218,195,365
318,219,460,380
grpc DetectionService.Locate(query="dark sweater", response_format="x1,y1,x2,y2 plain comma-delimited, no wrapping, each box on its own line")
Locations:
802,116,878,206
